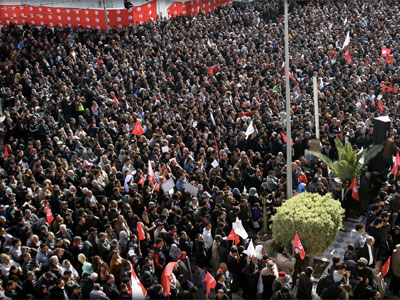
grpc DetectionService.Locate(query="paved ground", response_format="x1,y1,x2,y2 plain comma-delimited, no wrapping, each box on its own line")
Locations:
314,216,363,263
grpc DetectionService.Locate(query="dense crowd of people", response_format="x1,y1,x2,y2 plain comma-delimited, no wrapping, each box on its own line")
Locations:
0,0,400,299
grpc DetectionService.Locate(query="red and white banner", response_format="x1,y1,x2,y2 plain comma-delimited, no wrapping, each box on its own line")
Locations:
167,0,233,18
0,0,233,29
0,2,157,29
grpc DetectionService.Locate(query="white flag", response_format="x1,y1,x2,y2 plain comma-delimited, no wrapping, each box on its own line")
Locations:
343,17,347,26
210,112,216,126
245,121,255,139
244,240,257,258
342,31,350,50
232,218,248,240
148,160,155,182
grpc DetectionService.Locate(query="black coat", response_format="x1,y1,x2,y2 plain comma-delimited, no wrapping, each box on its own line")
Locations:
296,272,313,299
357,245,376,267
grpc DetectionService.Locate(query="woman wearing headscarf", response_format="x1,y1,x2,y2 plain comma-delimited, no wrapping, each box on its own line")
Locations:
62,259,79,280
169,243,181,262
119,231,129,257
177,251,193,290
255,244,265,260
78,253,93,276
82,241,94,262
124,174,134,193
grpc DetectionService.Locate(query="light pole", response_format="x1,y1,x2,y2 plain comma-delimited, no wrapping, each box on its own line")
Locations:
284,0,292,199
103,0,109,33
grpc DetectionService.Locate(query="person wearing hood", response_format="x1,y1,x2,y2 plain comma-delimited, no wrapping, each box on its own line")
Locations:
296,183,307,194
169,243,181,262
296,266,313,299
272,271,293,293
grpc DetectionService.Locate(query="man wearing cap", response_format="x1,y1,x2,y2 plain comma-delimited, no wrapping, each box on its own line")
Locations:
272,271,293,293
69,283,82,299
391,244,400,296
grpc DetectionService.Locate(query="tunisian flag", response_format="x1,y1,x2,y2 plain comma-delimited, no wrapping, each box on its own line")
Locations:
381,256,391,278
4,145,9,158
381,47,391,58
46,201,54,225
226,229,240,245
131,120,145,136
161,262,177,298
349,177,359,201
129,265,147,299
203,272,217,294
137,221,145,241
294,232,306,260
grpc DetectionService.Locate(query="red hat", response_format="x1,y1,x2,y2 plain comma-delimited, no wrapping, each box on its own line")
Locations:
278,271,286,277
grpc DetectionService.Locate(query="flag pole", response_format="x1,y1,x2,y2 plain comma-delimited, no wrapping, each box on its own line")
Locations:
313,77,320,140
284,0,292,199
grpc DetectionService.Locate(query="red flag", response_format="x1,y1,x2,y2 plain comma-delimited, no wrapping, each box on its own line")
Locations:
137,222,145,241
97,58,103,68
226,229,240,245
113,94,120,106
386,56,392,64
154,183,160,191
46,200,54,225
349,177,359,201
161,262,177,297
129,264,147,298
396,152,400,166
381,256,391,278
345,52,352,64
281,132,294,146
382,85,393,92
4,145,9,158
381,47,391,58
293,232,306,260
391,161,398,175
377,100,384,114
202,272,216,294
131,120,145,136
282,62,294,79
138,177,145,186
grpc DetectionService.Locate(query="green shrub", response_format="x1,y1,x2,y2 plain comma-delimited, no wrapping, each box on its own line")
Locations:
271,192,345,255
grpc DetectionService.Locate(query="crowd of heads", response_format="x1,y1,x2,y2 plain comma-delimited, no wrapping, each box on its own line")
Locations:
0,0,400,299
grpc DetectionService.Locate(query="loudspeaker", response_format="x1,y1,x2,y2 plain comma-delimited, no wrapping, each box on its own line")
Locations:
124,0,133,9
372,116,391,144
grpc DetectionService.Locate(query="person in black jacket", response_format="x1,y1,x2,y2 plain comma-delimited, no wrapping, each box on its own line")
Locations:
50,279,68,300
243,256,259,299
356,236,376,267
103,274,119,299
69,284,82,300
215,273,231,299
226,247,241,293
296,266,313,300
195,240,208,269
21,271,36,298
